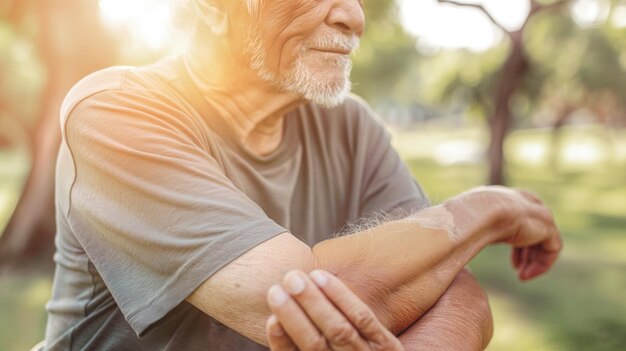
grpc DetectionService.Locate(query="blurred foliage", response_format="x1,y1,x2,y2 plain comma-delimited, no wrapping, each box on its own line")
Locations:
0,150,28,234
396,3,626,129
524,10,626,124
0,18,44,147
351,0,420,104
0,268,51,351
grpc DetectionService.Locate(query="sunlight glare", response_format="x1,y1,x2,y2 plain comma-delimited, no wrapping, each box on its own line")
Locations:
99,0,142,24
137,3,174,49
571,0,611,27
611,1,626,28
517,141,547,166
433,139,484,165
98,0,174,50
481,0,530,31
562,142,604,165
400,0,529,52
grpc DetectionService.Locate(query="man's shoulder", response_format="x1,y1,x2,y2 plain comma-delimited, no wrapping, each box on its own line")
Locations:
60,66,142,128
60,59,180,127
342,94,373,113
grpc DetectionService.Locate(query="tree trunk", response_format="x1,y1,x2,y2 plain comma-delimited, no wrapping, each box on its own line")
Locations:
487,112,510,186
487,32,528,185
0,0,119,265
0,72,69,263
435,0,570,185
0,99,32,150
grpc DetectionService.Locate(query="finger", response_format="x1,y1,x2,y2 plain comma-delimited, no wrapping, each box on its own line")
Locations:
517,189,544,205
542,226,563,253
526,204,560,251
283,270,368,350
267,284,330,351
310,270,403,350
520,245,559,280
522,229,563,280
266,314,298,351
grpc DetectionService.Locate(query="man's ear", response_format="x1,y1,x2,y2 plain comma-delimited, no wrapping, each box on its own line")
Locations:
193,0,229,36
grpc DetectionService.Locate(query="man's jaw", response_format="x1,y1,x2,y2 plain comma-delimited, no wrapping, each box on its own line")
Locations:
283,34,360,108
245,30,360,108
286,56,353,108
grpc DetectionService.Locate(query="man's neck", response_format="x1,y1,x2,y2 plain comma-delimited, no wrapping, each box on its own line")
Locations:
183,42,304,156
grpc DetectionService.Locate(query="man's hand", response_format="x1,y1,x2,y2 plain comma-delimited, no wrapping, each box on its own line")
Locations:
265,269,492,351
266,270,404,351
445,186,562,281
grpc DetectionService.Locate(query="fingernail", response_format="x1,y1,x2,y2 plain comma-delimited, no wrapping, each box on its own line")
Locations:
310,270,328,287
285,271,306,294
268,285,289,306
267,315,284,336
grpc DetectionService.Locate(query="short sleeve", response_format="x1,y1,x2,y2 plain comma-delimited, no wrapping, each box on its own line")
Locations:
350,99,430,216
62,89,286,336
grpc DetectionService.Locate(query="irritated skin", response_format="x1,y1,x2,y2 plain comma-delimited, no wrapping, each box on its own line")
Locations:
311,205,492,335
188,187,562,347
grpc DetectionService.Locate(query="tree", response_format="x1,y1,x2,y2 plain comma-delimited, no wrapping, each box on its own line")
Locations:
528,8,626,128
0,0,119,264
351,0,420,104
435,0,572,185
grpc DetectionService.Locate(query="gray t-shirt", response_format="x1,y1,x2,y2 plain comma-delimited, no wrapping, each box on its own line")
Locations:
44,57,429,350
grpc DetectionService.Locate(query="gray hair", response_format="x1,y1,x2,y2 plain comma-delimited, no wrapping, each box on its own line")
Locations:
171,0,262,32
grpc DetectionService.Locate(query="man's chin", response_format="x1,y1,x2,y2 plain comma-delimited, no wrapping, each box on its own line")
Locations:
265,64,352,108
299,77,351,108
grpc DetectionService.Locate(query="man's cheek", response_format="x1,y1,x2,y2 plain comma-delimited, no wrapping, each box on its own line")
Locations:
257,0,335,73
268,0,324,19
263,0,330,37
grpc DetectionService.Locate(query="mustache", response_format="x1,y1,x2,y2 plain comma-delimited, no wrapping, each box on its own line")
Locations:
304,35,360,54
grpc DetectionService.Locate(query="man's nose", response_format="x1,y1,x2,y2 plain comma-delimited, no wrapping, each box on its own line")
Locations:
326,0,365,37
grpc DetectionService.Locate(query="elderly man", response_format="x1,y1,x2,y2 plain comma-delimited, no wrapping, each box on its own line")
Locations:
44,0,562,350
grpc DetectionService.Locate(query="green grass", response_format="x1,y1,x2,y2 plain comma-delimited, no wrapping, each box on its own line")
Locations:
399,126,626,351
0,269,51,351
0,148,46,351
1,126,625,350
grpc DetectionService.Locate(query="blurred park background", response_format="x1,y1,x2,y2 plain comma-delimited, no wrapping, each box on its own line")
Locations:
1,0,625,350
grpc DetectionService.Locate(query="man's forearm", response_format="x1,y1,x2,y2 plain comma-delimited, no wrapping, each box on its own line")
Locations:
312,202,500,333
189,202,497,345
189,188,554,345
398,269,493,351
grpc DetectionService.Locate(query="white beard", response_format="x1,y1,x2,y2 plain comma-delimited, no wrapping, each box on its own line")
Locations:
245,27,359,108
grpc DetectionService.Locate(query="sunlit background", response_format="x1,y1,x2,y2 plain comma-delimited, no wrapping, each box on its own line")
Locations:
1,0,625,350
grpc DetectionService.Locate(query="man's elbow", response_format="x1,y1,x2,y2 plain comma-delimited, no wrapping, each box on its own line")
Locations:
397,269,493,350
450,269,494,349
